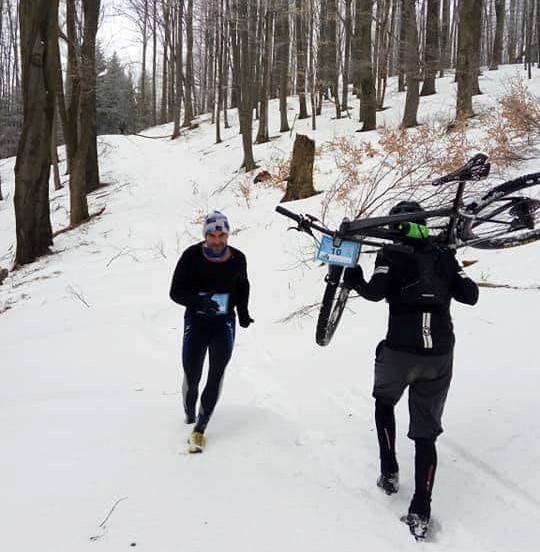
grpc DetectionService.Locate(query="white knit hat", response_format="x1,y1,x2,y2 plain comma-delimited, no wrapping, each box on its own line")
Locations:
203,210,230,236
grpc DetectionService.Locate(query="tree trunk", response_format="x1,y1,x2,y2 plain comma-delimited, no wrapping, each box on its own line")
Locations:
489,0,505,69
526,0,535,78
358,0,376,130
439,0,450,76
53,16,69,172
397,0,407,91
351,0,361,93
69,0,101,225
183,0,194,126
85,24,100,194
281,134,317,202
152,0,157,125
139,0,148,128
328,0,341,118
223,23,231,128
51,108,62,191
318,0,329,100
420,0,440,96
276,1,290,132
376,0,392,109
161,1,169,124
14,0,58,266
309,0,317,128
341,0,352,110
297,0,309,118
65,0,80,175
456,0,475,119
215,0,224,143
537,0,540,67
471,0,483,95
507,0,517,63
172,0,184,139
255,0,274,143
401,0,420,127
232,0,257,170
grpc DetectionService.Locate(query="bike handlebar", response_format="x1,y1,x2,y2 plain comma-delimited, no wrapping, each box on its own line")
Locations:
275,205,414,255
275,205,303,224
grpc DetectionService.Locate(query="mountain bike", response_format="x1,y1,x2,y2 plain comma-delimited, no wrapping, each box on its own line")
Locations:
275,153,540,346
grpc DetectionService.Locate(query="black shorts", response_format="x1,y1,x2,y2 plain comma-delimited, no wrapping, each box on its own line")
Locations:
373,342,453,440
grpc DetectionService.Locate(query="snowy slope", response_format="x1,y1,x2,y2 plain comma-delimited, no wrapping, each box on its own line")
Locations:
1,65,540,551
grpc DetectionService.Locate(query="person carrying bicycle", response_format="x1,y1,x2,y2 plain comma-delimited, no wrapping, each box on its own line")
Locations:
170,210,254,453
343,200,479,539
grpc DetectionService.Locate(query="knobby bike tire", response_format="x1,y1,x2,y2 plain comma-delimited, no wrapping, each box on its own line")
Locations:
315,265,350,346
460,172,540,249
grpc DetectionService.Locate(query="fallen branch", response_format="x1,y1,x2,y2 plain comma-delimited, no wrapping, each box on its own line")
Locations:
132,132,173,139
67,284,90,308
477,281,540,290
106,246,140,268
89,496,128,542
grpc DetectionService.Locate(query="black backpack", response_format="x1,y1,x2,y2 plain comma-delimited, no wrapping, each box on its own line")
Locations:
399,246,452,307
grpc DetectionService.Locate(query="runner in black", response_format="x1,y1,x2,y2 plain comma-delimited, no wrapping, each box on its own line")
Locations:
170,211,253,452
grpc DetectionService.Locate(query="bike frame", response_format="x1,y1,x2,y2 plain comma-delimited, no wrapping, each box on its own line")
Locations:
327,180,469,250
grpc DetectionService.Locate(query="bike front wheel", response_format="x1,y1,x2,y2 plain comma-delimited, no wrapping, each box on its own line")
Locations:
316,265,351,346
460,172,540,249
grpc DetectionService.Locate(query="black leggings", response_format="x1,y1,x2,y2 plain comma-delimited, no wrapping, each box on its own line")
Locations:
375,398,437,517
182,313,236,432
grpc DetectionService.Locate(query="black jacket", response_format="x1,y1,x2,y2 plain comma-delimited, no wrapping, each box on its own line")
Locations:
351,241,479,355
170,243,250,319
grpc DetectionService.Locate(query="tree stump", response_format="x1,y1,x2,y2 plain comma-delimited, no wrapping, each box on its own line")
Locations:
281,134,317,202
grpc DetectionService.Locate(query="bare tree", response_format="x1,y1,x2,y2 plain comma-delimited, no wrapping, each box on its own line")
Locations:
489,0,505,69
375,0,393,110
397,0,407,91
328,0,340,118
152,0,157,125
276,0,290,132
456,0,476,119
401,0,420,127
14,0,59,266
357,0,376,130
341,0,352,111
69,0,101,225
183,0,194,126
297,0,309,118
255,0,274,143
231,0,257,170
172,0,184,139
420,0,440,96
439,0,451,76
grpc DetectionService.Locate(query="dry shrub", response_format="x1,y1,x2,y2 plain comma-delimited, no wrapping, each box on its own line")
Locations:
235,179,253,208
480,80,540,165
252,150,290,192
319,121,482,221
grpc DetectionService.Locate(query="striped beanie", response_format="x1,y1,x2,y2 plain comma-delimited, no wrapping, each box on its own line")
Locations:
203,210,230,236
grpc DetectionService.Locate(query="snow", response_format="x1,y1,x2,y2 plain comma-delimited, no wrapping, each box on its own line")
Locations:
1,65,540,551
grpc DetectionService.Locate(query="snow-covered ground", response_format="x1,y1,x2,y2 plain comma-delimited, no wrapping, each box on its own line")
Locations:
1,65,540,551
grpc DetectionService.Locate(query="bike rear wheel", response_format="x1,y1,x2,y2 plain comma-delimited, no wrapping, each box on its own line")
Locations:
460,172,540,249
316,265,351,346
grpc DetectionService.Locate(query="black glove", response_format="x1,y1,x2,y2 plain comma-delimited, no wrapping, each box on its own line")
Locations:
196,293,220,315
238,312,254,328
343,266,364,288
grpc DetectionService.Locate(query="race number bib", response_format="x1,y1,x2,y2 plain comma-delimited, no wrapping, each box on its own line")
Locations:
316,235,360,267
